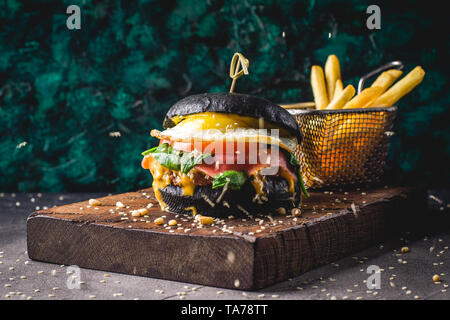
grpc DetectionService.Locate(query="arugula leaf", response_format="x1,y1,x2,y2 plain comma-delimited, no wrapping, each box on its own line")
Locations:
180,152,211,174
289,153,309,198
298,173,309,198
212,170,247,190
152,152,181,171
141,146,159,156
289,153,300,167
141,143,181,170
142,143,209,173
142,143,176,156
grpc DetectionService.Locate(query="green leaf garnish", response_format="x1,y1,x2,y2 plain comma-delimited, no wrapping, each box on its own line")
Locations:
289,153,309,198
142,143,209,173
180,152,211,174
289,153,300,167
141,146,159,156
212,170,247,190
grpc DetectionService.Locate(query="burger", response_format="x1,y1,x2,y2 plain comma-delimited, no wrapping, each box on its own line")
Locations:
141,92,308,217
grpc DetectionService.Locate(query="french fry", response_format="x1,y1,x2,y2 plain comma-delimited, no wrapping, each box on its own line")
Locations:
281,102,315,109
333,79,344,100
372,66,425,107
371,69,403,92
311,65,329,110
326,84,355,110
342,86,384,109
325,55,341,99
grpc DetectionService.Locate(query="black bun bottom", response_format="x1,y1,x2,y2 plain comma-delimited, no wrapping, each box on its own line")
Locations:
159,176,300,218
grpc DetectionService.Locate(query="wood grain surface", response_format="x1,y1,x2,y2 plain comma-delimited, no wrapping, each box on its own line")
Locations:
27,187,424,290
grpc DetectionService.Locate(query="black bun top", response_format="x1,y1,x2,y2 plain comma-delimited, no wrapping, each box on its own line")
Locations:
163,92,301,142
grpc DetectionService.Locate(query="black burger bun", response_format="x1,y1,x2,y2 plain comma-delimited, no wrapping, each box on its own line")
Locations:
163,92,302,143
159,176,300,218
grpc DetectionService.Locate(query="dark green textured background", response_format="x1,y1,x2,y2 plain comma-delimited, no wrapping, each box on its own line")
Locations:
0,0,448,192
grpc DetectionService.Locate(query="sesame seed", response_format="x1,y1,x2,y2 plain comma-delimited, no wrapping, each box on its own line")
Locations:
116,201,125,208
88,199,101,206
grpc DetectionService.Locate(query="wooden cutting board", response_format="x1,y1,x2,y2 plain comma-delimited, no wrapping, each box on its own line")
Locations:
27,187,424,290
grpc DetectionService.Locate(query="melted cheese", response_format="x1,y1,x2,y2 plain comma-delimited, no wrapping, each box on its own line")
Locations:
184,206,198,217
145,156,196,209
280,167,296,198
250,174,266,195
250,169,296,199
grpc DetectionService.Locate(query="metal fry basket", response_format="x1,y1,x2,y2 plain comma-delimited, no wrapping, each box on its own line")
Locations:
289,106,397,189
